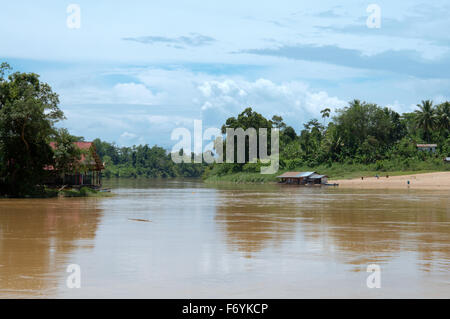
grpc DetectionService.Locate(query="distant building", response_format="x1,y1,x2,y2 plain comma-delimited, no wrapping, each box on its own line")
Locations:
276,171,328,185
444,157,450,163
45,141,104,187
416,144,437,152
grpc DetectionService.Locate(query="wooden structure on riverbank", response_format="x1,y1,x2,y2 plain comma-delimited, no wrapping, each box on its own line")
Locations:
276,171,328,185
45,142,104,188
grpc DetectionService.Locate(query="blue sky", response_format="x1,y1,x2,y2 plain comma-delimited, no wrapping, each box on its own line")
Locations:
1,0,450,147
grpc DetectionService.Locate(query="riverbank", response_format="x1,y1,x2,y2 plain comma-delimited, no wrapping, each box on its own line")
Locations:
0,186,114,198
59,187,114,198
329,171,450,190
203,168,448,185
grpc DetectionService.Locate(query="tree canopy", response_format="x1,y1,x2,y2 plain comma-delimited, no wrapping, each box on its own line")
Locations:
0,63,65,195
207,99,449,176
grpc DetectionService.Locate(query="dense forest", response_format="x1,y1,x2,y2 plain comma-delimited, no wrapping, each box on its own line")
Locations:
201,102,449,181
92,140,207,178
0,62,449,195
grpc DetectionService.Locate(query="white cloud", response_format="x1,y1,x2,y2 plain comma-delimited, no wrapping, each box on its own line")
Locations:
58,75,166,106
113,83,157,105
58,68,346,145
385,100,414,114
120,131,138,139
145,115,194,127
197,78,346,128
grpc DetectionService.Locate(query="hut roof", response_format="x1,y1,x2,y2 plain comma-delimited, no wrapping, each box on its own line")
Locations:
276,171,316,178
298,171,316,177
309,173,328,179
416,144,437,147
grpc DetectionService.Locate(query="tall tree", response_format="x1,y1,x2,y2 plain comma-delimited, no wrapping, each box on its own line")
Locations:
320,108,331,119
271,115,286,130
333,100,395,160
436,101,450,138
320,107,331,126
414,100,437,142
221,107,273,163
0,63,64,195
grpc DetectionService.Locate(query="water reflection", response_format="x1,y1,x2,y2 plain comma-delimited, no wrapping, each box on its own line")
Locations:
296,190,450,272
0,198,103,297
214,185,450,273
215,189,299,257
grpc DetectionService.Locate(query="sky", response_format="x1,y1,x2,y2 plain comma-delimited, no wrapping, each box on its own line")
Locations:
1,0,450,148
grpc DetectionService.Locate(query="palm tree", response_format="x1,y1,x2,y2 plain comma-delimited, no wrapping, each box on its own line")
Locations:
414,100,437,142
320,108,331,119
436,102,450,135
320,108,331,128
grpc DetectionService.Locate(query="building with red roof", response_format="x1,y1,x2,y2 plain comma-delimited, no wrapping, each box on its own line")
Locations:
46,141,104,187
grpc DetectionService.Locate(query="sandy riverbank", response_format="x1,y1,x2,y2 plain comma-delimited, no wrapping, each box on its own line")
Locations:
329,172,450,190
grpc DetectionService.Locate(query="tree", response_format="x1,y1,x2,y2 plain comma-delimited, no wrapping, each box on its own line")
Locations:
221,107,273,163
0,63,64,195
333,100,396,160
300,119,323,160
414,100,437,142
52,128,83,177
320,108,331,119
303,119,324,132
283,126,297,142
386,108,407,142
436,102,450,138
320,108,331,126
221,107,273,133
319,123,343,162
271,115,286,130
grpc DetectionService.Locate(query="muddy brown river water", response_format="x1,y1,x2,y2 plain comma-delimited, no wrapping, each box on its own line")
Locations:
0,179,449,298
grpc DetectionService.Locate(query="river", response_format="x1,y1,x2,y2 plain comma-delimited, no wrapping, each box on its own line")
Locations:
0,179,449,298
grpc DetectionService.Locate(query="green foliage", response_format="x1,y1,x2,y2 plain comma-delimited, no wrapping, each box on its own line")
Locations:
52,128,83,176
60,186,109,197
414,100,437,142
206,99,450,182
62,188,86,197
0,63,64,196
435,102,450,140
220,107,274,163
93,139,207,178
